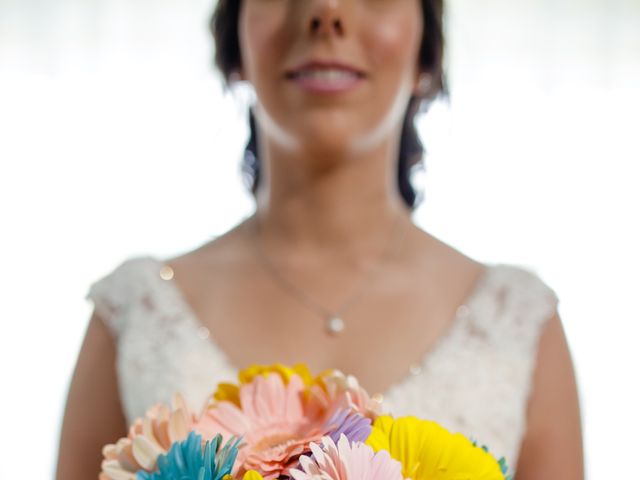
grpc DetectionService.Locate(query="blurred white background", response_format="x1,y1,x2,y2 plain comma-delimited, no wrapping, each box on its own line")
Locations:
1,0,638,478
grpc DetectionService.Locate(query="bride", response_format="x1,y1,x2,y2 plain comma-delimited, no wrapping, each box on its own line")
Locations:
55,0,584,478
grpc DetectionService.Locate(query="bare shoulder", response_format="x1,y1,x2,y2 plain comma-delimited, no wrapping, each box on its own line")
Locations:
167,219,252,270
406,225,487,280
515,310,585,479
159,220,257,313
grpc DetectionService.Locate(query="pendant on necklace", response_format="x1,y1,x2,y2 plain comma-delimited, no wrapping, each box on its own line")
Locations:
326,316,345,336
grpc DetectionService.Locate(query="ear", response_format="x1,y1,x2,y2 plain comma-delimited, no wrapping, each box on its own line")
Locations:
413,72,431,96
230,66,247,83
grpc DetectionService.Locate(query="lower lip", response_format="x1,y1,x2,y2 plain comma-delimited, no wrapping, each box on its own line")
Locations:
287,74,365,93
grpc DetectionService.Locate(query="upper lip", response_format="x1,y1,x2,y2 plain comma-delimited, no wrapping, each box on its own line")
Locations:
285,59,367,77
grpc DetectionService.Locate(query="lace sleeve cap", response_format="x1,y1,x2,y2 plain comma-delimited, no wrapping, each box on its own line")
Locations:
496,264,561,353
84,257,147,339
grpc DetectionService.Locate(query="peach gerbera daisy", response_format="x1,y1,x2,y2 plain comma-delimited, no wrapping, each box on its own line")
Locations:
100,393,197,480
308,369,383,421
196,367,372,480
208,364,381,420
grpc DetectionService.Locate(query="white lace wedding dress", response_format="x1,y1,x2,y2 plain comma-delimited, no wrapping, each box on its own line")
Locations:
86,255,559,470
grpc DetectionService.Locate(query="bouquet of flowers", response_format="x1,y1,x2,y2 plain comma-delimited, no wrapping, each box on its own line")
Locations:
100,363,511,480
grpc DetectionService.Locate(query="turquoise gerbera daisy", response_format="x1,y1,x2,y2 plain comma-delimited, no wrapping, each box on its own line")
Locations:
136,431,242,480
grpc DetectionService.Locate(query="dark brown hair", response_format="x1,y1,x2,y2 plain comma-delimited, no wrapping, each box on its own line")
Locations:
209,0,446,210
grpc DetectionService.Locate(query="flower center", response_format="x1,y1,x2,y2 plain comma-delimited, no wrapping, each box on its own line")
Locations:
253,433,297,452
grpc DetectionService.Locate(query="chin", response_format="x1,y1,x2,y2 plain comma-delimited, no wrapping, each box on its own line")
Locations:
294,124,357,154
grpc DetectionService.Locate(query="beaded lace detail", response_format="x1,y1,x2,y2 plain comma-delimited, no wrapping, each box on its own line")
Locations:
85,255,558,469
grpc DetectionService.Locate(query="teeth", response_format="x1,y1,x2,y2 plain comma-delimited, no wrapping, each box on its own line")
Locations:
295,69,359,81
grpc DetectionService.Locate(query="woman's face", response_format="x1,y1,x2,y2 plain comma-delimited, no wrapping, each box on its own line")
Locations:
238,0,424,158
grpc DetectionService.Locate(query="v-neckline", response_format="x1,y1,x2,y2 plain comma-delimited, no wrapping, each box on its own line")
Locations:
146,255,495,398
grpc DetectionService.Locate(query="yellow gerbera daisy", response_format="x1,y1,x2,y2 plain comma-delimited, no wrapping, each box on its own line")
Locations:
221,473,263,480
211,363,333,407
241,471,265,480
365,415,507,479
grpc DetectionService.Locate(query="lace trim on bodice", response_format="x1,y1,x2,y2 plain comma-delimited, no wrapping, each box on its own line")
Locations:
85,255,559,469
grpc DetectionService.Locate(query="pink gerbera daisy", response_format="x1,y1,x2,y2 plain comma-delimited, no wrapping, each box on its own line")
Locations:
196,371,368,479
289,434,404,480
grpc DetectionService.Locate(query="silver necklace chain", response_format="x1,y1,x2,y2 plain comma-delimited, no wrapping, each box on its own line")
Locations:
246,210,408,336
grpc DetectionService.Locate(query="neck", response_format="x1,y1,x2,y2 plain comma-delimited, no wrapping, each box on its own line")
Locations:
250,134,414,263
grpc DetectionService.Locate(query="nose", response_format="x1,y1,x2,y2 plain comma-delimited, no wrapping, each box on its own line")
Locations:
307,0,345,37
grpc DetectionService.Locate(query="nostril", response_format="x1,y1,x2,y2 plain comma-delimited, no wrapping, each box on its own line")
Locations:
310,17,343,35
